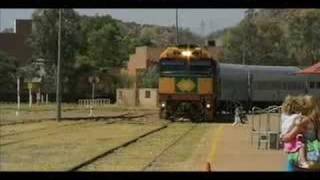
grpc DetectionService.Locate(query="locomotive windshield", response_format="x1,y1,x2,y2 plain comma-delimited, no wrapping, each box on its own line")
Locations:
160,59,214,76
160,60,187,72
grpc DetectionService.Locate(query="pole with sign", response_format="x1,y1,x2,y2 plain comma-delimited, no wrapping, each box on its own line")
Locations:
88,76,100,117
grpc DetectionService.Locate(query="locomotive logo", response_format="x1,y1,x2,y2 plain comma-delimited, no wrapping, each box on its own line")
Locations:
176,78,196,93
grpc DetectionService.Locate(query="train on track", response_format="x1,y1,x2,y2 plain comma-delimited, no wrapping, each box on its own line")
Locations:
158,44,320,121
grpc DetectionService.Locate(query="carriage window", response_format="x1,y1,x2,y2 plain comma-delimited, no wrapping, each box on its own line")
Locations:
297,82,305,90
282,82,287,90
145,90,151,98
317,82,320,89
309,82,315,89
288,82,299,90
272,82,281,89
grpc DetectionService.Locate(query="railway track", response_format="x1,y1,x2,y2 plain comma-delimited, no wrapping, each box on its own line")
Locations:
68,123,171,171
0,112,157,147
0,112,132,126
141,124,197,171
0,112,156,137
69,122,198,171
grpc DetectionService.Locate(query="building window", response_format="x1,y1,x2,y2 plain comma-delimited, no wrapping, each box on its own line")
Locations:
309,82,315,89
119,91,123,98
145,90,151,98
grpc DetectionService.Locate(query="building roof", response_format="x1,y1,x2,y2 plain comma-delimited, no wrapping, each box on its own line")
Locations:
297,62,320,75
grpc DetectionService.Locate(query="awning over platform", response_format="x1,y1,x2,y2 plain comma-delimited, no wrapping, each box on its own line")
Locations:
297,62,320,75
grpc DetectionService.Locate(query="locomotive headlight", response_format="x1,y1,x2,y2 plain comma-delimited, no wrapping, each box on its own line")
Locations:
182,50,192,57
206,104,211,109
161,103,166,108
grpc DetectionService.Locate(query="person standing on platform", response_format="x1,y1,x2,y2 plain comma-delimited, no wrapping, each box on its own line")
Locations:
233,106,241,126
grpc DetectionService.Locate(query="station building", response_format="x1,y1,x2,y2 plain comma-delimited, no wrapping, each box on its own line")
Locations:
0,19,33,67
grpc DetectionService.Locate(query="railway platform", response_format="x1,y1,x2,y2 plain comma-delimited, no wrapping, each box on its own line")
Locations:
209,123,286,171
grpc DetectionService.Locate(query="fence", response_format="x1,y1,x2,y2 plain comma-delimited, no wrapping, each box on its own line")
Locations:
78,98,111,108
249,105,282,150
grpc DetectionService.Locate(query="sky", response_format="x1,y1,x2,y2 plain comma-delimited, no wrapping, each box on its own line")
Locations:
0,9,246,36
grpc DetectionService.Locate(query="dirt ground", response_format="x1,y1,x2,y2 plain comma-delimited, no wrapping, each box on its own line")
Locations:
0,109,288,171
213,124,286,171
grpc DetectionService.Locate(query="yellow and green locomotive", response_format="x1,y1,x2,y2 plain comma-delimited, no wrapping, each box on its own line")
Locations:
158,45,218,121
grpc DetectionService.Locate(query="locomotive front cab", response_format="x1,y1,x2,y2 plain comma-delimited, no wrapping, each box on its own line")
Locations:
158,45,218,121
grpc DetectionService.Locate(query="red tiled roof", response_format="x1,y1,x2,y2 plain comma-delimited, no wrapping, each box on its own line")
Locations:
297,62,320,75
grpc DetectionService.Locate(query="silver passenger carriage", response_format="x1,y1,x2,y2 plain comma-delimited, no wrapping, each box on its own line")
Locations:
217,63,319,112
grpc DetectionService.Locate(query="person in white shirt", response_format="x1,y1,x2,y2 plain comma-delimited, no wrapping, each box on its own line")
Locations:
232,106,241,126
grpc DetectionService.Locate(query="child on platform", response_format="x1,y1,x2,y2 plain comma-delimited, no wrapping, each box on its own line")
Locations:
280,95,313,168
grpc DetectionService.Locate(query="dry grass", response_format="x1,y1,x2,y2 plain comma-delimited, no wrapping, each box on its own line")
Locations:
0,121,163,171
145,124,213,171
0,103,158,124
79,123,204,171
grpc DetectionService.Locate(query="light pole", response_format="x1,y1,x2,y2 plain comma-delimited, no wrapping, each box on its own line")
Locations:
88,75,100,116
56,9,62,122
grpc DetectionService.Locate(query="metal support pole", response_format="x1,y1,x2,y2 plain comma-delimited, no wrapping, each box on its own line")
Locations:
46,93,48,104
0,9,2,32
92,83,95,101
89,82,95,117
176,9,179,45
250,114,255,145
242,46,246,65
41,94,44,104
257,114,261,149
37,88,40,105
16,77,20,116
56,9,62,121
29,86,32,108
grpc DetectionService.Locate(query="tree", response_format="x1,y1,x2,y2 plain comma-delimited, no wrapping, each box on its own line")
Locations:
223,9,295,66
223,9,261,65
141,66,159,88
255,20,292,66
29,9,82,94
223,20,261,65
71,15,131,98
139,26,158,46
87,24,125,67
0,51,17,94
287,10,320,66
179,28,204,46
